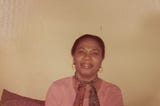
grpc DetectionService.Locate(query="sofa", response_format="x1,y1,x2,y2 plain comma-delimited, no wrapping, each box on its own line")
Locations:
0,89,45,106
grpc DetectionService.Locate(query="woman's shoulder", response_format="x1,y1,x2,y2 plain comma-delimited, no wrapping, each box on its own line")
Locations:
100,79,122,92
50,76,73,87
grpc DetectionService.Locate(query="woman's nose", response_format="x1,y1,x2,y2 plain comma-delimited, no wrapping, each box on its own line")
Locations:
84,53,91,60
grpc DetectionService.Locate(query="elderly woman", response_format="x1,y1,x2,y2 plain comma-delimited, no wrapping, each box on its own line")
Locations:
45,34,123,106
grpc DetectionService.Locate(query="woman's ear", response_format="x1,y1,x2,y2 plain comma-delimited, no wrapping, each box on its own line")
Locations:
72,57,76,65
73,61,75,65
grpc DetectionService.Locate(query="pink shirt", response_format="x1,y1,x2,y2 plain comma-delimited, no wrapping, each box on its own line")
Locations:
45,76,123,106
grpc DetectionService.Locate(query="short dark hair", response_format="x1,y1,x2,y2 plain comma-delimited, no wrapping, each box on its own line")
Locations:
71,34,105,59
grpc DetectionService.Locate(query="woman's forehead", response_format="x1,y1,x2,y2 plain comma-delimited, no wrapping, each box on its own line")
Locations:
79,38,100,44
77,38,102,49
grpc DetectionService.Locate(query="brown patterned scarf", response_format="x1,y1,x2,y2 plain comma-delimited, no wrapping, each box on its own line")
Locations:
73,76,100,106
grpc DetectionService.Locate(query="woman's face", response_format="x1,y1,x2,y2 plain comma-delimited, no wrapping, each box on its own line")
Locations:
73,38,103,78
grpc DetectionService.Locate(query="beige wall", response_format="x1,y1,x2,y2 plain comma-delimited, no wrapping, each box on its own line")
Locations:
0,0,160,106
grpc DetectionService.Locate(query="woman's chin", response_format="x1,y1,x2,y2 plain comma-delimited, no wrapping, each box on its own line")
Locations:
78,70,95,77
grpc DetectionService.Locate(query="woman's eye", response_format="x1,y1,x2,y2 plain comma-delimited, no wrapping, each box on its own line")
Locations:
91,52,99,56
77,50,85,54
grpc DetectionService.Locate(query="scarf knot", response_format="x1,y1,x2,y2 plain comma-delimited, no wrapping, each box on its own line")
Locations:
73,76,100,106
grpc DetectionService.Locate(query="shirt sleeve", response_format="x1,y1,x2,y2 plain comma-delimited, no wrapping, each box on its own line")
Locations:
45,82,62,106
107,86,124,106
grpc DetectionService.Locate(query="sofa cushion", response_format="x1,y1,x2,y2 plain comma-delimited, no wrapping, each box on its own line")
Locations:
0,89,45,106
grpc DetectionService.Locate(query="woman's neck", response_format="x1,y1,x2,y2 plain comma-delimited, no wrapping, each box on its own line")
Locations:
75,72,98,82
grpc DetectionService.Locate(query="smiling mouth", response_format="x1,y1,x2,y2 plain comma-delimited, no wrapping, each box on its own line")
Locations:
80,63,93,69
